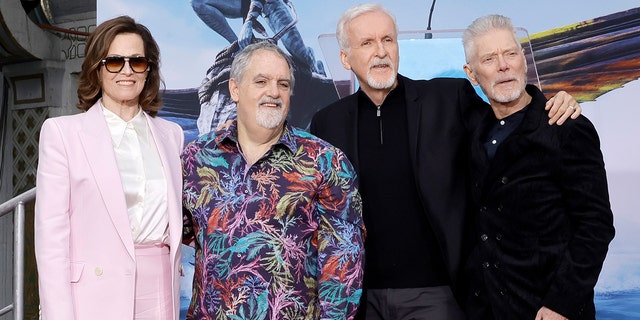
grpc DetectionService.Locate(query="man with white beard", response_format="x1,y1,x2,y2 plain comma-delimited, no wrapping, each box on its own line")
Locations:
460,14,614,320
309,3,582,319
182,41,366,319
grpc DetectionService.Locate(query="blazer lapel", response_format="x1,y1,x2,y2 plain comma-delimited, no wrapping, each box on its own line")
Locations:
78,104,135,259
402,75,423,170
470,111,495,195
347,96,360,173
335,93,361,173
145,115,182,264
484,85,545,186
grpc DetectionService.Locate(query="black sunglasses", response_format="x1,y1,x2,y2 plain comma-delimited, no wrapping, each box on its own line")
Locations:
101,56,151,73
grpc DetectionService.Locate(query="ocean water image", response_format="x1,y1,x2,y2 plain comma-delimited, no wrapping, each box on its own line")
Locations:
594,251,640,319
596,290,640,319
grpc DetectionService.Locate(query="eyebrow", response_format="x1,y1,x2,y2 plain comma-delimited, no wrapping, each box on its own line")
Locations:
253,73,290,82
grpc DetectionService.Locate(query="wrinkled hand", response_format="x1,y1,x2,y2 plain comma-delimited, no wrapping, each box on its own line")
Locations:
535,306,569,320
545,90,581,125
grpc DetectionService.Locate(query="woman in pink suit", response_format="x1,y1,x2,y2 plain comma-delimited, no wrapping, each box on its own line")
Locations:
35,16,184,320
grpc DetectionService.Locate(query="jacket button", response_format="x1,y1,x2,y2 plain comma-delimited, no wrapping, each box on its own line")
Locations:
500,176,509,184
95,267,103,276
479,206,487,214
480,234,488,241
482,262,490,269
497,204,503,212
495,233,503,241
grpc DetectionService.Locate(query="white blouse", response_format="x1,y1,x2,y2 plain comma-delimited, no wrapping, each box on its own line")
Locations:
102,103,169,245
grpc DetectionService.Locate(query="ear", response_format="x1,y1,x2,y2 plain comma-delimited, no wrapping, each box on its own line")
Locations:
229,78,240,102
340,49,351,70
521,48,528,74
463,63,479,86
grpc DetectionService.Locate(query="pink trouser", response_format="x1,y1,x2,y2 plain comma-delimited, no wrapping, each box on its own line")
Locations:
134,243,172,320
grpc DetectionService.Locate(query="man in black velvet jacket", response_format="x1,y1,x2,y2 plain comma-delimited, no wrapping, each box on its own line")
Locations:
460,14,615,320
309,3,581,320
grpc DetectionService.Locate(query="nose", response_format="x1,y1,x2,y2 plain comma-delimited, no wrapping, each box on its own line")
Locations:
120,61,134,75
497,55,509,71
267,81,280,98
375,41,388,57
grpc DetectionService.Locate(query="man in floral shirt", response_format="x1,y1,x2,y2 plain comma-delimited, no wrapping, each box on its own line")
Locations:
182,41,365,320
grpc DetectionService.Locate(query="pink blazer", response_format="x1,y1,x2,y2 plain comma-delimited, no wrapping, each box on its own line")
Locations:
35,102,184,320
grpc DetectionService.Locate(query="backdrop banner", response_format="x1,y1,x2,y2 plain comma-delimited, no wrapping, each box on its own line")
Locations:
97,1,640,319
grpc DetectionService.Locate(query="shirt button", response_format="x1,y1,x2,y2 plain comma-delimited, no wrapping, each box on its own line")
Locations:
480,234,488,241
244,189,249,194
491,139,497,145
95,267,103,276
500,120,506,125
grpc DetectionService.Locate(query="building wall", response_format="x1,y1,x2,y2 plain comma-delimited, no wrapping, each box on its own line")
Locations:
0,3,95,317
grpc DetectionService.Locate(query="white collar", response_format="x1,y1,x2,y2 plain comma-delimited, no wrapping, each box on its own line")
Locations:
101,101,147,148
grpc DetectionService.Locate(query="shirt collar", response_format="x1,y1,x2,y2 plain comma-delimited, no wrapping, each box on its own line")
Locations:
217,120,297,153
102,101,146,148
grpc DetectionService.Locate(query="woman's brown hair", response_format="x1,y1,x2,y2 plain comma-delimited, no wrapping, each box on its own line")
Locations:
76,15,164,116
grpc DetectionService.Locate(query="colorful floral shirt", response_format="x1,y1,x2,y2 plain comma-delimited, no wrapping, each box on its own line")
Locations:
182,122,365,320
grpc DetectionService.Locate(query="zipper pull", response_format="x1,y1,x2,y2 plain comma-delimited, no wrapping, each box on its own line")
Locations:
377,105,383,144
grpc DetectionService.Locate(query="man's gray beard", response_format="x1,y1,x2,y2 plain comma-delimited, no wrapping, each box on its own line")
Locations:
367,72,396,90
491,74,527,103
492,83,525,103
256,107,285,129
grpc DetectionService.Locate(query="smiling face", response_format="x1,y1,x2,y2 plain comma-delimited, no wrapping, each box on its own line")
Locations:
229,48,292,131
99,33,148,109
464,28,528,106
340,10,399,94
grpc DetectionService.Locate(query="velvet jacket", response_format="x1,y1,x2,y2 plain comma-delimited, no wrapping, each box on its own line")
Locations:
462,85,615,319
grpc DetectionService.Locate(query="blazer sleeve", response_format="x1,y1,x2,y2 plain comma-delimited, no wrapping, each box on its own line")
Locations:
542,116,615,318
34,119,76,320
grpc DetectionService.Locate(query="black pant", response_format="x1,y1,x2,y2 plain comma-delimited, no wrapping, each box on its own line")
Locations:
357,286,465,320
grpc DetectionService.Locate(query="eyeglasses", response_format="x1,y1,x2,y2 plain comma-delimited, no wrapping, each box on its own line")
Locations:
101,56,150,73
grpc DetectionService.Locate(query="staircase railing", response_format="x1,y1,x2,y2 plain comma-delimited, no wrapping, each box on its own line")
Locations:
0,187,36,320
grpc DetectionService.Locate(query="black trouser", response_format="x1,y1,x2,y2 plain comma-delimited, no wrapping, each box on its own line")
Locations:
359,286,465,320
